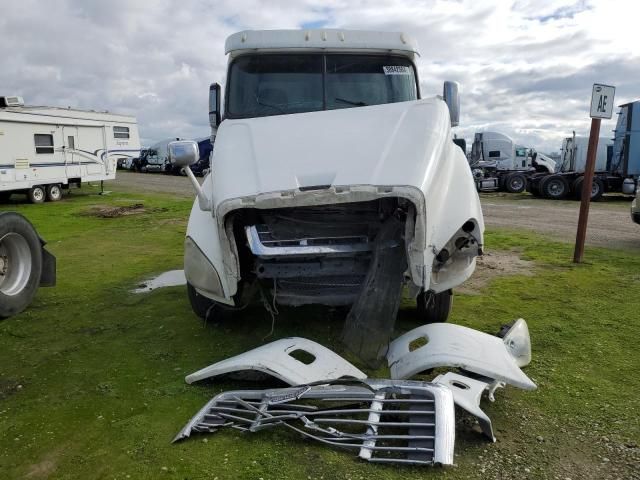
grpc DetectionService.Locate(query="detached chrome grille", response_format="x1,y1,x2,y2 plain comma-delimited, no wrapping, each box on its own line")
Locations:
246,225,371,256
173,380,455,466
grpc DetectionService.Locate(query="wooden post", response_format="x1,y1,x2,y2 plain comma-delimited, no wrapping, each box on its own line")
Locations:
573,117,601,263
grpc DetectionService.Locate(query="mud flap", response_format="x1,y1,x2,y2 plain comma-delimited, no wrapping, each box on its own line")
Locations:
39,248,56,287
341,217,406,368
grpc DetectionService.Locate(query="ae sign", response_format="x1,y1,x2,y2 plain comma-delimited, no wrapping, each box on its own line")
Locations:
590,84,615,119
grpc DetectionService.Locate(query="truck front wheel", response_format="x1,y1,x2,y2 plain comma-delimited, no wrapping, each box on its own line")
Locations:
416,289,452,324
187,282,227,322
0,213,44,319
504,173,527,193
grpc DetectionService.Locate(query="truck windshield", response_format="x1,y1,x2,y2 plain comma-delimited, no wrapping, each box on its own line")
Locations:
226,54,418,118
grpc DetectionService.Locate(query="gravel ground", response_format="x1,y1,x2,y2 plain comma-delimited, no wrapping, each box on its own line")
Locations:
481,193,639,250
112,171,640,250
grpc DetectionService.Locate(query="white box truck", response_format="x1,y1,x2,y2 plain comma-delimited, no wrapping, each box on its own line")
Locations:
0,96,141,203
170,30,484,361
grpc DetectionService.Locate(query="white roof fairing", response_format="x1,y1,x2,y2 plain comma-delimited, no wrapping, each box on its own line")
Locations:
225,29,420,58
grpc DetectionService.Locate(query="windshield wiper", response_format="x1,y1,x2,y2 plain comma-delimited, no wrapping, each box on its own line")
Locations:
255,96,286,114
335,97,368,107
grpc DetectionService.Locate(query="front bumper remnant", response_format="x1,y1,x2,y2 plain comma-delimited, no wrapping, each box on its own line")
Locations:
173,379,456,466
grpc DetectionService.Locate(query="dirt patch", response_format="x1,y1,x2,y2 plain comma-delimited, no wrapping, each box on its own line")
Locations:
25,449,62,478
457,250,534,295
80,203,146,218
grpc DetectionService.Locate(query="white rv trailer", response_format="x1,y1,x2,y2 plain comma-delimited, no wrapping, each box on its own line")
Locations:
0,96,140,203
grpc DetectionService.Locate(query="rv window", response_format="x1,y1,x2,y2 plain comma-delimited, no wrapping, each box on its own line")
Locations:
34,134,54,154
114,126,130,139
488,150,501,158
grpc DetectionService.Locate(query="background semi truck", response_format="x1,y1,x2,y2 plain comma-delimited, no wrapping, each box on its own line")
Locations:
131,138,183,173
469,131,556,193
171,28,484,357
528,101,640,200
0,211,55,318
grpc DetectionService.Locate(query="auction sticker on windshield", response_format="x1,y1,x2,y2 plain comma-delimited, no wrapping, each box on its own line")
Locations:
383,66,411,75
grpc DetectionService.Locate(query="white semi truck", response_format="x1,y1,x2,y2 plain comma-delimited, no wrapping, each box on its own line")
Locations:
0,96,140,203
171,29,484,358
469,131,556,193
131,138,183,173
528,101,640,200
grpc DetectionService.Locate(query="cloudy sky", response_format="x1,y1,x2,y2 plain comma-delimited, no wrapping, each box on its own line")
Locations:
1,0,637,152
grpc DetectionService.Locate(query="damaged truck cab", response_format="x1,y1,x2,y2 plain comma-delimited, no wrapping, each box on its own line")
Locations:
178,29,484,323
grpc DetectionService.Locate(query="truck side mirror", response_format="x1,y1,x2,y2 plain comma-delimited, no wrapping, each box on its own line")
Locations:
209,83,221,128
168,140,199,167
443,81,460,127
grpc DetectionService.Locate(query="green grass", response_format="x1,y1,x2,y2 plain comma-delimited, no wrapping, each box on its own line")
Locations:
1,188,639,479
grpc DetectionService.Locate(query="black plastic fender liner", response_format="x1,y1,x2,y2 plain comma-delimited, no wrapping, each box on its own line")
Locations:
340,216,406,368
39,247,56,287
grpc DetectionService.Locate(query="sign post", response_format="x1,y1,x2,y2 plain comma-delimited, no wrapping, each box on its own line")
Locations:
573,83,615,263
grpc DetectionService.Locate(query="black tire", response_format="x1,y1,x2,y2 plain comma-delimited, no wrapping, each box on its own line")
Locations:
0,212,43,319
504,172,527,193
187,282,227,321
541,175,569,200
0,192,11,202
27,186,46,204
416,289,453,324
530,183,542,197
592,178,604,201
574,177,604,201
46,184,62,202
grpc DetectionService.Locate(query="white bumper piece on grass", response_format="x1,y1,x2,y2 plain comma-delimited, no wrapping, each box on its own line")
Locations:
185,337,366,385
386,320,536,390
177,320,535,464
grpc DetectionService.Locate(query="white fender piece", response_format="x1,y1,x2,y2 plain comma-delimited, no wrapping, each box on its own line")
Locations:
434,372,496,442
185,337,367,385
387,322,536,391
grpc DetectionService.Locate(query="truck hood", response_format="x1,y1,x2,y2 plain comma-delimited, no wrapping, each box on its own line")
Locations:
210,98,453,205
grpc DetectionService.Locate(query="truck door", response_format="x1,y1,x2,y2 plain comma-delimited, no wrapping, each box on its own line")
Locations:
515,148,527,168
63,126,81,178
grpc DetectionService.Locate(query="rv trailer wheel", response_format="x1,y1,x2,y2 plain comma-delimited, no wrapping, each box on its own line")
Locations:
46,184,62,202
27,186,46,204
0,192,11,202
416,289,453,323
0,212,43,319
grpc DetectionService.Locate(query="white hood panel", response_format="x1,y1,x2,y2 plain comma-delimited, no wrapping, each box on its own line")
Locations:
211,98,452,205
